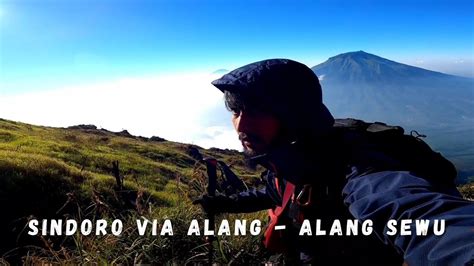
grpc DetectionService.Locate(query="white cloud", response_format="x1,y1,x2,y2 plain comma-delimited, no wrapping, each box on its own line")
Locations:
0,72,242,150
195,126,242,150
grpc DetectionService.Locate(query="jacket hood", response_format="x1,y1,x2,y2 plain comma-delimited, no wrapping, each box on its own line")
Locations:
212,58,335,139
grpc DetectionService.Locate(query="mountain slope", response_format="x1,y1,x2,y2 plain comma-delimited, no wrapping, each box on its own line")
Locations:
312,51,474,182
313,51,457,84
0,118,264,264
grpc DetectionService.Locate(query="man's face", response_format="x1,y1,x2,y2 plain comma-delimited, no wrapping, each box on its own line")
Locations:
231,108,281,156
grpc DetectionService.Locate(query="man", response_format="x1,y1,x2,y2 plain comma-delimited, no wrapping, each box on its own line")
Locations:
195,59,474,265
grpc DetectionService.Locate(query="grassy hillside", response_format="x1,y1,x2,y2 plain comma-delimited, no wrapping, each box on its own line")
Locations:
0,118,472,264
0,118,268,264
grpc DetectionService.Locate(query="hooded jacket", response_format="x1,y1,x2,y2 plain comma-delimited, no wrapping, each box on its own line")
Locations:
211,59,474,265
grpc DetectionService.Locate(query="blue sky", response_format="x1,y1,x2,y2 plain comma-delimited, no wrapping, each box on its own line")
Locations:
0,0,473,148
1,0,473,92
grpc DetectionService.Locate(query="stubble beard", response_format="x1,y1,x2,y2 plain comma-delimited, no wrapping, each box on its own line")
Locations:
243,145,259,170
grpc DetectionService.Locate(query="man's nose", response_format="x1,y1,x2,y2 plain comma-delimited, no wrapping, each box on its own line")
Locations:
234,111,253,132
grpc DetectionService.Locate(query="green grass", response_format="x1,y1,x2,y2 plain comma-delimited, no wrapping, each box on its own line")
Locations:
0,118,472,264
0,118,268,264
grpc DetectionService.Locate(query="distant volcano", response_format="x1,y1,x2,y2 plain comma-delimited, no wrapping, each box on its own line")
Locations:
313,51,455,84
212,69,229,75
312,51,474,182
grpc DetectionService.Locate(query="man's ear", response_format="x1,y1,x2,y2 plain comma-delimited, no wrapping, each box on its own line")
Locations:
273,125,298,148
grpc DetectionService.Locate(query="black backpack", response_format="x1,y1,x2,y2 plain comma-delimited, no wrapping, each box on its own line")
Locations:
333,118,457,185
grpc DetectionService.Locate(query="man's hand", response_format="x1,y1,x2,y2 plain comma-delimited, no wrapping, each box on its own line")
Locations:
192,194,233,214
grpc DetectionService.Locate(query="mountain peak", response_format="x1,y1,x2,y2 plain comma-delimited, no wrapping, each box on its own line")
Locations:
212,69,229,75
327,50,396,65
312,51,452,84
331,50,370,57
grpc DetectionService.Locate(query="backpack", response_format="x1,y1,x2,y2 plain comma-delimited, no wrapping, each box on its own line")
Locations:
333,118,457,185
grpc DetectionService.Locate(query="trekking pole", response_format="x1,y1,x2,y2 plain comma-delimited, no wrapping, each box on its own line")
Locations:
203,158,218,265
